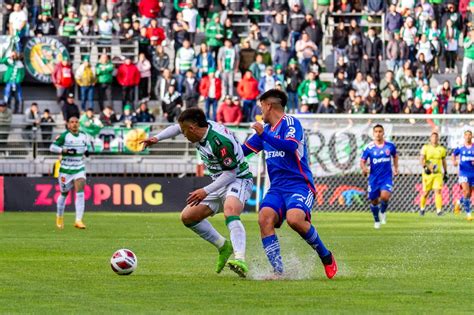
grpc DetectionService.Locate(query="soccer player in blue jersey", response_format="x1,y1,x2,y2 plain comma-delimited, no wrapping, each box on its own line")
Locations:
452,130,474,221
360,125,399,229
241,89,338,279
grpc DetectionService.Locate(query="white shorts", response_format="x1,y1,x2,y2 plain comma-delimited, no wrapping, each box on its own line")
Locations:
58,171,86,193
201,178,253,214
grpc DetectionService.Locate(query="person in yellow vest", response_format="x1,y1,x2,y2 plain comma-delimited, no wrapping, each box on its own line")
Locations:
75,55,96,111
419,132,447,216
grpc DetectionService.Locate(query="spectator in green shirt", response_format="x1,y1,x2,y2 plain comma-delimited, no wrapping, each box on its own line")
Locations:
96,54,114,111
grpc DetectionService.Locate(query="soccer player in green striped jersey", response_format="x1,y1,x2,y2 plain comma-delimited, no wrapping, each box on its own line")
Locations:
142,108,253,277
49,116,89,230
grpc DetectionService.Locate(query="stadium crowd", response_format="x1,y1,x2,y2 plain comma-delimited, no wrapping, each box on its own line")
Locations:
0,0,473,135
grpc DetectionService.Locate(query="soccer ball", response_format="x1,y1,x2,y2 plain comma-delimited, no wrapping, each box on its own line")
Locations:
110,249,138,275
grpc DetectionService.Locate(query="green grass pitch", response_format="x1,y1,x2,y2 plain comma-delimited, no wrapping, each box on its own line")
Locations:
0,212,472,314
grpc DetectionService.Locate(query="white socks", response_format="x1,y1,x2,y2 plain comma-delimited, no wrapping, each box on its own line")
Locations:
227,217,246,260
75,192,85,221
57,194,66,217
188,219,226,249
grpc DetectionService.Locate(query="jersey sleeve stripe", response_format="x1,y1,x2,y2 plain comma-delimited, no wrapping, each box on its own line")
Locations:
294,150,316,193
285,137,300,144
244,142,259,153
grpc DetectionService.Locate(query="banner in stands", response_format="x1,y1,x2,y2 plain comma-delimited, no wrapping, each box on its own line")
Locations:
302,122,393,177
87,125,150,154
23,37,70,83
1,175,466,212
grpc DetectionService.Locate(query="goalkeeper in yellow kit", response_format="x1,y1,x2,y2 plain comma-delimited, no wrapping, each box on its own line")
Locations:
419,132,448,216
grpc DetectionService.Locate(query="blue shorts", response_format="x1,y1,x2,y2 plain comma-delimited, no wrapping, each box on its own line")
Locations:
260,186,314,228
459,175,474,186
367,178,393,201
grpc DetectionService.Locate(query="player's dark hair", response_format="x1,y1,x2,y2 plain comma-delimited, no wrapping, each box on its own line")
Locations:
373,124,384,131
259,89,288,108
178,108,208,127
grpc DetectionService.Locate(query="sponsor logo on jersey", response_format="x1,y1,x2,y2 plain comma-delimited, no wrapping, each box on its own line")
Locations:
461,156,474,162
372,157,391,164
213,136,222,146
220,147,227,157
264,150,286,158
385,149,390,156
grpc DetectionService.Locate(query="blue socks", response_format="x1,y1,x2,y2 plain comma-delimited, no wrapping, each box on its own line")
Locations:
262,235,284,274
370,204,380,222
303,225,330,259
380,201,388,214
463,197,471,214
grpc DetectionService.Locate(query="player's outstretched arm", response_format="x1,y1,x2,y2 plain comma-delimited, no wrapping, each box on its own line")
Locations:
140,124,182,149
452,154,459,167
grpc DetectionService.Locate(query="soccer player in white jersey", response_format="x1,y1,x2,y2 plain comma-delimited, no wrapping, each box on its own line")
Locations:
49,116,89,229
141,108,253,277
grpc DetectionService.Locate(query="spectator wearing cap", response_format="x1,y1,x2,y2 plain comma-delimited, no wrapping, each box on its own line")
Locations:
176,39,196,93
60,6,80,37
97,11,115,40
99,105,118,127
52,57,74,104
199,68,221,120
195,43,216,79
75,56,96,111
8,2,27,51
288,3,306,49
80,108,103,137
274,40,293,71
62,93,80,121
386,30,407,73
117,57,141,108
217,95,243,125
96,54,114,111
0,102,12,153
173,12,189,53
182,70,200,109
119,104,138,128
295,32,318,74
333,70,350,113
385,4,403,35
237,70,259,122
137,52,152,100
205,13,224,57
120,18,134,40
135,102,155,123
267,13,289,56
146,19,166,45
217,38,239,97
238,41,256,75
138,0,160,26
162,85,183,123
362,28,383,81
34,13,57,36
285,59,303,113
2,51,24,114
258,66,281,94
462,28,474,84
298,71,324,113
182,1,199,44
